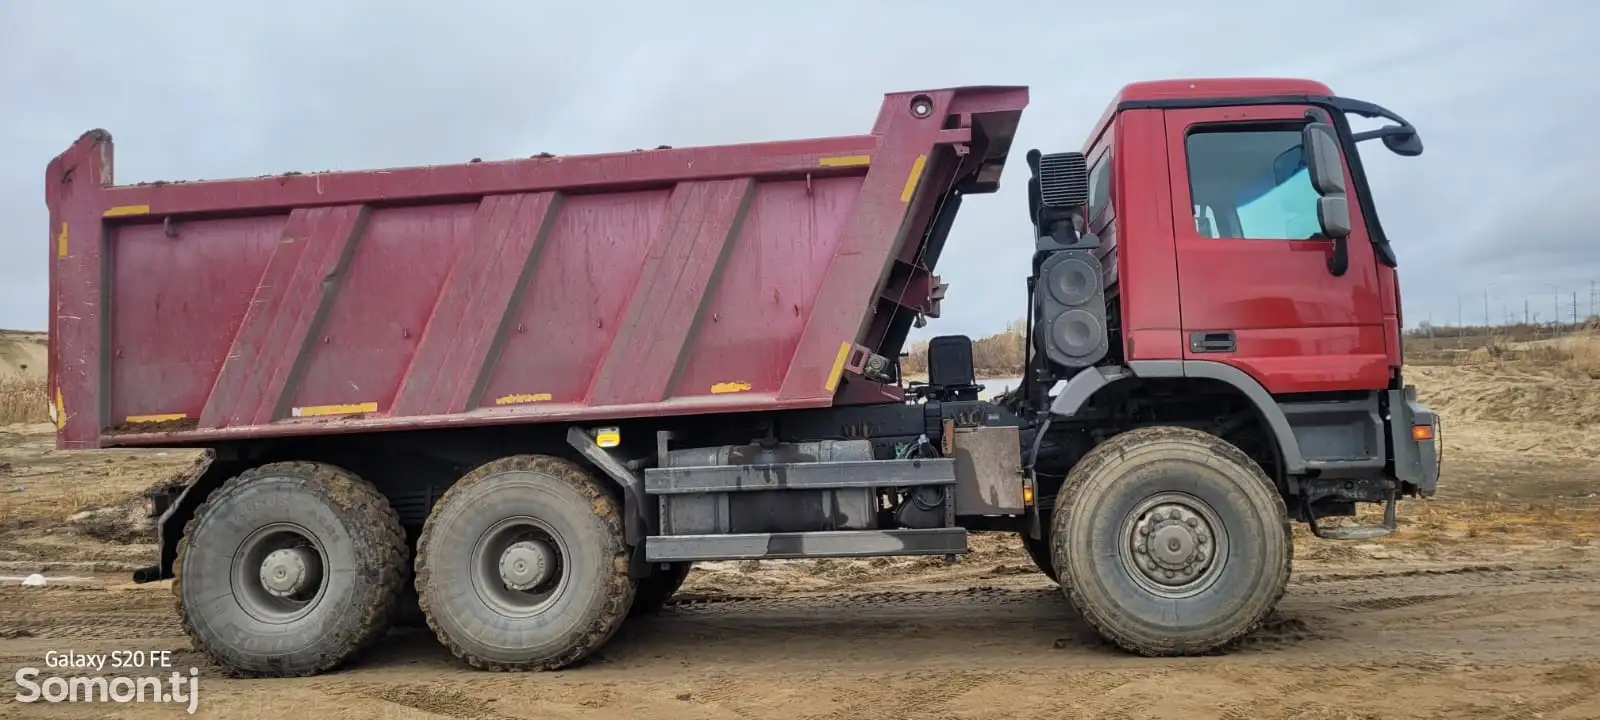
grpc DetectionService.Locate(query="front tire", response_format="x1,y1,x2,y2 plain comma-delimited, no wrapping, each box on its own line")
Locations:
414,455,633,671
1050,426,1291,656
173,462,408,677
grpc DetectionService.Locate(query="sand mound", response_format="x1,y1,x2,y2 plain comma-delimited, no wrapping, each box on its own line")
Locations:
1412,365,1600,427
0,332,46,381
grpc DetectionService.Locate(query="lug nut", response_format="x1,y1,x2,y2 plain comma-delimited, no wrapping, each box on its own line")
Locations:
1186,517,1198,527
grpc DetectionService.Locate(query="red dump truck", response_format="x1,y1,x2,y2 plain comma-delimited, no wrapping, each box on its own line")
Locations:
47,78,1438,676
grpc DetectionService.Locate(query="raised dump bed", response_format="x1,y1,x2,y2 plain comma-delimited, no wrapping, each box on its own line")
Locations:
46,86,1028,449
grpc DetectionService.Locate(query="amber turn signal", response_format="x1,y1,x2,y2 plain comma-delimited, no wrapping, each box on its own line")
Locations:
1411,424,1434,442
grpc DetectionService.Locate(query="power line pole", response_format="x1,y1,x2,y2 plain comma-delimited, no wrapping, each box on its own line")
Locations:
1574,292,1580,326
1525,298,1530,325
1483,288,1490,328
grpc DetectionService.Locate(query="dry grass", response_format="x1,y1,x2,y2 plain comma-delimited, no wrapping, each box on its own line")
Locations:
0,375,47,425
1572,336,1600,378
1413,330,1600,380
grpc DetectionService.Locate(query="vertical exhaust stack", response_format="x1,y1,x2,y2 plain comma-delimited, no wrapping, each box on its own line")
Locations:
1025,150,1109,381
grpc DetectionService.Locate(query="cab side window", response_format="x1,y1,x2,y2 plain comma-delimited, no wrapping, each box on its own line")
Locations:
1185,126,1323,240
1087,150,1113,223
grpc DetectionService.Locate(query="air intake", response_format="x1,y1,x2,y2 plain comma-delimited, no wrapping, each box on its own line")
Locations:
1036,152,1089,209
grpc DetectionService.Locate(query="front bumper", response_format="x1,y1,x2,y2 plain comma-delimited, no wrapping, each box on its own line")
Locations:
1389,384,1440,496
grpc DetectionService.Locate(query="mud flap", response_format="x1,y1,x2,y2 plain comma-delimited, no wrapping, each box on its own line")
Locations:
133,450,232,584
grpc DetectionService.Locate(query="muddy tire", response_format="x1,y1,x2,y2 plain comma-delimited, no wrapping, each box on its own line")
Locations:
414,455,633,671
1020,534,1058,583
1050,426,1291,656
630,562,692,616
173,461,408,677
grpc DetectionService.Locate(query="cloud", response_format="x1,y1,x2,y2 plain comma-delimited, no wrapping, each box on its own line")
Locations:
2,0,1594,337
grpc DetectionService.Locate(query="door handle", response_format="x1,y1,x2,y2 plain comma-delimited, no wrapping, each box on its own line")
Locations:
1189,331,1236,353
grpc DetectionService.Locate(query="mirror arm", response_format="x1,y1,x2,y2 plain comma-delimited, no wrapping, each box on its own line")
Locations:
1326,96,1411,128
1351,125,1413,144
1326,236,1349,277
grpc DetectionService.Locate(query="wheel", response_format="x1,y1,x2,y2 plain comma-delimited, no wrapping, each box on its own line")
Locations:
1050,426,1291,656
1020,534,1058,583
414,455,633,671
173,461,408,677
630,562,692,616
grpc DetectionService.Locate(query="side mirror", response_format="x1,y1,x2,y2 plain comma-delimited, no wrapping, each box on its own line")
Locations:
1301,122,1346,197
1317,196,1351,238
1302,121,1351,275
1382,129,1424,157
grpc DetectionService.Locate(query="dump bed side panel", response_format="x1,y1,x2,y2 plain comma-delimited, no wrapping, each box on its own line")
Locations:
47,87,1028,448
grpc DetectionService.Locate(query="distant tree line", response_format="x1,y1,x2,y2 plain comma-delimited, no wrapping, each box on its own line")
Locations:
901,318,1027,378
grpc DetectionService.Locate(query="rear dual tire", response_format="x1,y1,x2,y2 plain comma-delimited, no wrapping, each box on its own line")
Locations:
174,462,408,677
1050,426,1291,656
413,455,634,671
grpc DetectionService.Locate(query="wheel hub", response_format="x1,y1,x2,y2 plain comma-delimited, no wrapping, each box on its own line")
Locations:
498,540,556,591
1130,502,1215,587
259,546,319,598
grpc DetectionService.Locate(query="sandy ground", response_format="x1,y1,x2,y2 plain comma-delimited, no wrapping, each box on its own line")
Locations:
1,363,1598,719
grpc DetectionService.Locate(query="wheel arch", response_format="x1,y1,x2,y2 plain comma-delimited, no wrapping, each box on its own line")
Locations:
1048,360,1307,476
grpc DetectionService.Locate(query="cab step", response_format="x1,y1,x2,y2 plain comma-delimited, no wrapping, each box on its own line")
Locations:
1305,492,1398,541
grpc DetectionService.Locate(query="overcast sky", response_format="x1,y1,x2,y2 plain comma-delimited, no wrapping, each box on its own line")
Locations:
2,0,1595,339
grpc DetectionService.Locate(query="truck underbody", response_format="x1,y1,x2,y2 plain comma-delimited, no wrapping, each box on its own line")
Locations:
137,345,1435,670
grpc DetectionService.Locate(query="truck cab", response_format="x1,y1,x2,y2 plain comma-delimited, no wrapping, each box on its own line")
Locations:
1016,78,1436,492
984,79,1438,653
1089,79,1405,392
